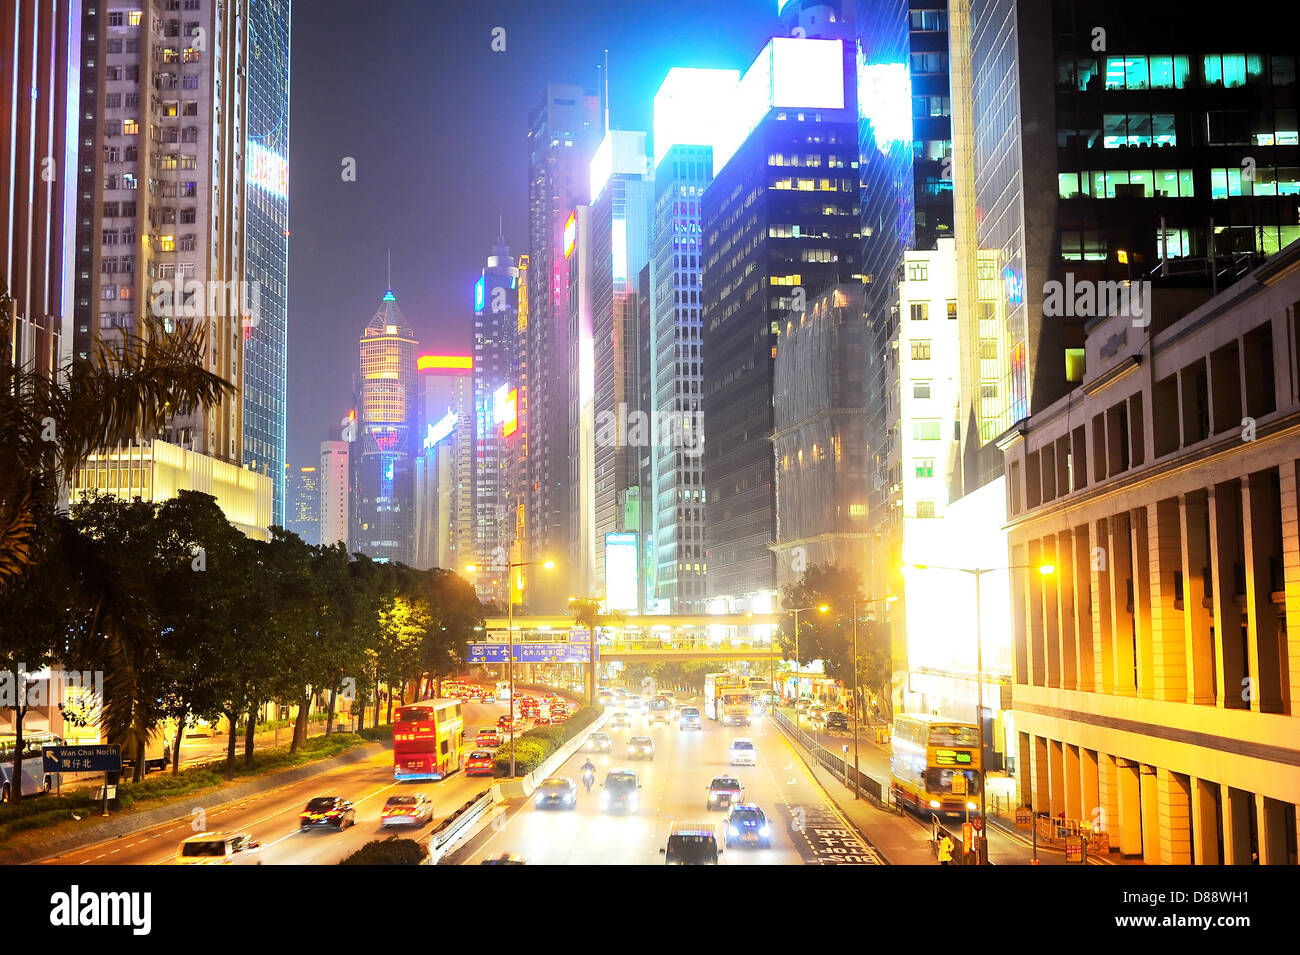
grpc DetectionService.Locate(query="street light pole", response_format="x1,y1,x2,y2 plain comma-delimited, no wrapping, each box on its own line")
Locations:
851,595,860,799
507,565,516,779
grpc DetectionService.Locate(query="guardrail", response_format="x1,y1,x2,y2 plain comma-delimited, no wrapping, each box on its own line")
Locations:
771,708,886,805
427,790,498,864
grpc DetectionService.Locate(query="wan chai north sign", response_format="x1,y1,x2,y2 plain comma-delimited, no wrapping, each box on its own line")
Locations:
467,643,596,664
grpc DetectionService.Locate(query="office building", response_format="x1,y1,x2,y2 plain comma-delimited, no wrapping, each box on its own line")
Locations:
286,464,318,544
648,68,737,612
470,230,518,600
524,84,601,609
354,288,417,563
242,0,291,524
3,0,79,376
1001,238,1300,864
567,204,596,597
588,129,653,597
701,28,860,607
319,433,349,549
413,354,472,571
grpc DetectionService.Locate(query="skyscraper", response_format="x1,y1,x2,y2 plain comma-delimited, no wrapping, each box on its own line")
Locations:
701,28,861,607
525,84,601,609
243,0,291,525
319,431,349,549
649,68,736,612
413,354,472,571
588,129,653,598
286,464,318,545
354,288,417,563
471,230,518,599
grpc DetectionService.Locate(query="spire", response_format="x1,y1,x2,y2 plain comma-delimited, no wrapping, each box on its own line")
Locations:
382,249,395,301
602,49,610,135
497,214,505,246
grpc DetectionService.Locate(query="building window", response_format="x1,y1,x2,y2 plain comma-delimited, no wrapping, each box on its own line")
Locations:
947,301,957,320
913,420,941,441
916,500,937,519
913,380,931,399
907,262,929,281
910,340,931,360
910,303,929,321
914,458,935,478
848,503,866,517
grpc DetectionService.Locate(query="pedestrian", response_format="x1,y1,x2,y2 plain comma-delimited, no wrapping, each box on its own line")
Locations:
938,833,955,865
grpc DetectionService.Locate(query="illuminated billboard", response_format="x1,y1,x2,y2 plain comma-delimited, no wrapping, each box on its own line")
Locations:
589,130,648,204
423,411,457,450
652,67,741,171
474,275,486,313
492,383,511,424
857,59,913,155
247,142,288,199
417,354,472,372
605,532,639,611
501,388,518,437
563,212,577,258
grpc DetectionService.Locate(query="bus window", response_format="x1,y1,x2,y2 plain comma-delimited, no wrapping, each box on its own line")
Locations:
925,767,981,794
929,725,979,747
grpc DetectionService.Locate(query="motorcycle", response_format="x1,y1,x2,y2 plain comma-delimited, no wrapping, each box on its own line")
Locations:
582,769,596,793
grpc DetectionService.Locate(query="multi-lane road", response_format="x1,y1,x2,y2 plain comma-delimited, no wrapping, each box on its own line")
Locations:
452,704,886,865
39,702,506,866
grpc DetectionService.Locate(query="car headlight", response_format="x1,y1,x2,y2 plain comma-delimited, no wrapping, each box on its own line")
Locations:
600,792,610,806
929,799,941,809
728,826,739,836
759,825,770,837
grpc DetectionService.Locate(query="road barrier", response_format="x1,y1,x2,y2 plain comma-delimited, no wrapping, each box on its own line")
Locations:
771,708,886,805
427,790,498,864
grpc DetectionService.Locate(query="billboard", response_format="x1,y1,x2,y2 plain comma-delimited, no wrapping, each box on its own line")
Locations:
605,532,639,611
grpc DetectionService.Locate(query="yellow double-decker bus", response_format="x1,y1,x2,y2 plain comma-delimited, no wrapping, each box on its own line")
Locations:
890,714,982,817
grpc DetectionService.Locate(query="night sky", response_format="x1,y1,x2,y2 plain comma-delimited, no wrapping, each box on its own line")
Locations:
285,0,774,471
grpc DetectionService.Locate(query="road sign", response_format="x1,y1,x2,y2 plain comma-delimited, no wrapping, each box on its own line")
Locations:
971,815,984,831
42,745,121,774
1015,806,1033,828
568,628,591,644
1065,834,1085,863
951,774,967,795
467,642,597,664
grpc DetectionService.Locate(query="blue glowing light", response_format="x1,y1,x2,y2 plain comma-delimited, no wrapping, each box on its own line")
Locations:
474,275,485,313
857,59,913,155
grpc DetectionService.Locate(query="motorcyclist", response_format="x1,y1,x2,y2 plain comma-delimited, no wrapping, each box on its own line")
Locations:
581,758,596,792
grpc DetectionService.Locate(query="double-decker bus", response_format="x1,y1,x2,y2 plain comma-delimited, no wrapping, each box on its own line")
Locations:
890,714,982,816
0,732,63,801
393,699,464,781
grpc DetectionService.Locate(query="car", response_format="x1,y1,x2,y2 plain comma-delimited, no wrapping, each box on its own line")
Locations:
627,736,655,760
808,704,827,723
300,795,355,830
600,769,641,813
660,822,722,865
597,688,614,705
476,727,502,748
534,776,578,810
480,853,527,865
825,711,850,733
550,710,569,724
795,698,812,714
466,749,495,776
678,706,702,730
176,831,261,865
706,776,744,811
381,793,432,828
497,714,525,732
729,738,757,766
609,711,632,729
586,732,613,753
648,707,671,727
481,693,496,704
534,714,553,725
724,804,772,848
614,688,629,700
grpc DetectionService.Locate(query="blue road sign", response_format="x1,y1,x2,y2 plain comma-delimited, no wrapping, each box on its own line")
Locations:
568,628,591,644
42,745,121,774
467,643,597,664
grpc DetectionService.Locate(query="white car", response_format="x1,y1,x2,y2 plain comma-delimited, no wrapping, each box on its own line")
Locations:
729,738,757,766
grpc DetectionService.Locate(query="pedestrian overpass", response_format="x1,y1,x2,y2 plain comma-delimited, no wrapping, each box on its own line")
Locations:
480,612,784,662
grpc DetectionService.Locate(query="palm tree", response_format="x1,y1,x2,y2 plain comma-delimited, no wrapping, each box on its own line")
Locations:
0,274,233,590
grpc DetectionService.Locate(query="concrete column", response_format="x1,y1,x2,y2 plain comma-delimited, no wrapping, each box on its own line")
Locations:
1117,759,1143,856
1048,738,1066,816
1257,795,1293,865
1222,785,1254,864
1149,498,1188,702
1064,743,1082,820
1140,765,1162,864
1057,529,1078,690
1158,769,1192,865
1208,481,1246,708
1098,753,1121,851
1043,534,1062,688
1191,777,1221,865
1280,461,1300,711
1028,539,1047,686
1180,492,1216,705
1081,747,1101,831
1030,735,1050,814
1132,508,1156,699
1073,525,1095,691
1016,731,1032,808
1094,517,1115,694
1110,512,1138,697
1242,470,1286,714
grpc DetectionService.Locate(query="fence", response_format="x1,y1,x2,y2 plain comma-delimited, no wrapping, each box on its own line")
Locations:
771,708,885,804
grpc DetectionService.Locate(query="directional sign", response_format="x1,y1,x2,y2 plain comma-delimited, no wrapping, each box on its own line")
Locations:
467,643,597,664
42,745,121,774
568,628,592,644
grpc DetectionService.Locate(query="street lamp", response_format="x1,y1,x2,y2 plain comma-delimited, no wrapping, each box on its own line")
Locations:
906,561,1054,861
466,557,556,778
786,604,828,732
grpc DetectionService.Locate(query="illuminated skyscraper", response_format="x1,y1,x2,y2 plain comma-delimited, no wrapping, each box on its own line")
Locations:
354,288,417,563
286,464,318,545
525,84,601,609
700,28,861,608
243,0,292,524
414,354,472,571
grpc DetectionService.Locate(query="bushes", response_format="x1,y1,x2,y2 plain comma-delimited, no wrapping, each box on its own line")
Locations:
492,705,602,777
339,837,426,866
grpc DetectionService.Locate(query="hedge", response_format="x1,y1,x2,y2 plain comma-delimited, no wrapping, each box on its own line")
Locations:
492,705,601,776
339,837,426,865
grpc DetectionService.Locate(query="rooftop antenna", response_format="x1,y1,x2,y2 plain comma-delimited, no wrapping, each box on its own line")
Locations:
386,248,391,291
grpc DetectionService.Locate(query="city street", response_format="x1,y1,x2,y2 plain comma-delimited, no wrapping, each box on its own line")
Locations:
453,707,885,865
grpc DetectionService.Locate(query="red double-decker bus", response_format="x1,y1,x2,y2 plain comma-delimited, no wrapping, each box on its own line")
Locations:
393,699,464,781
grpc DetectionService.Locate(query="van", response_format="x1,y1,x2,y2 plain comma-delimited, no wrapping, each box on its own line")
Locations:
176,831,261,865
679,706,701,730
660,822,722,864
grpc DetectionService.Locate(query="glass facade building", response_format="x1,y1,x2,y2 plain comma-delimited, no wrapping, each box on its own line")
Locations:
244,0,291,524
